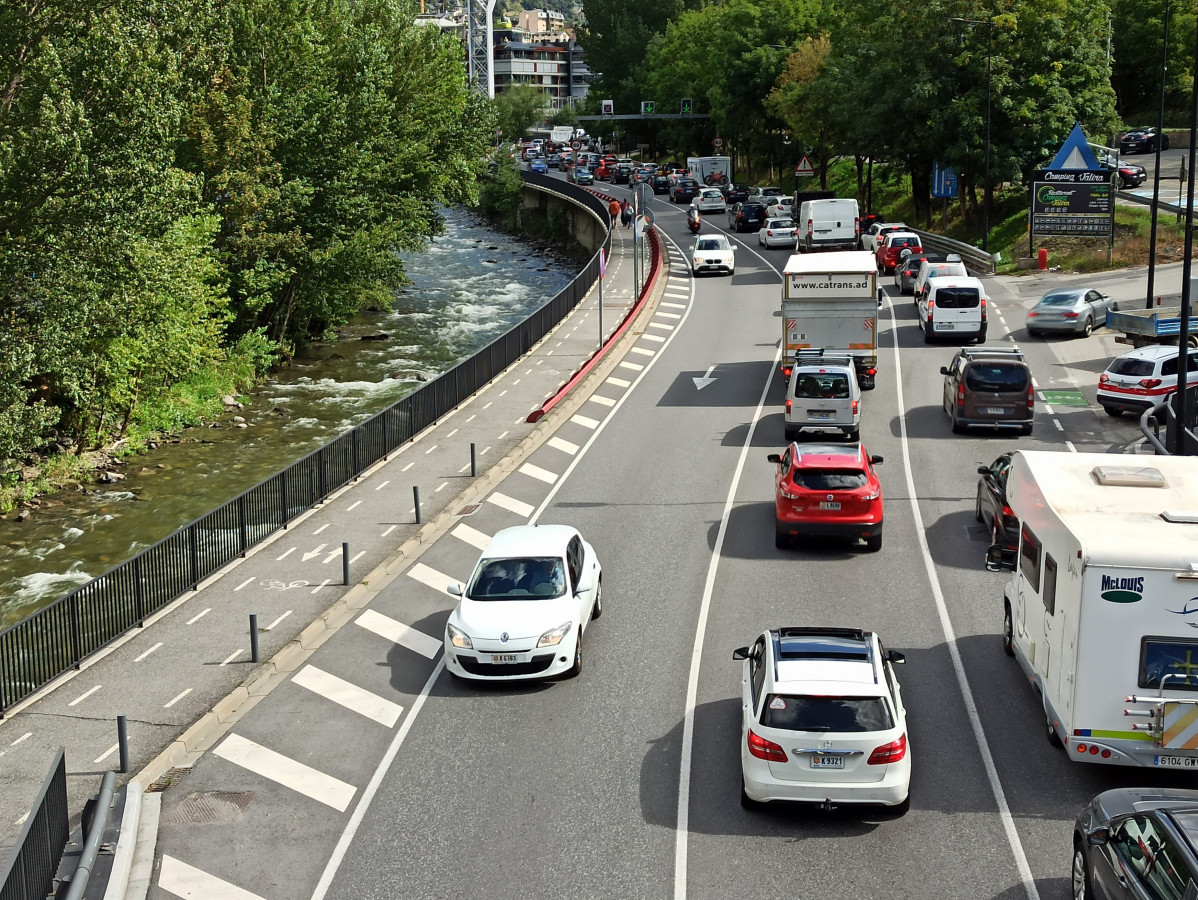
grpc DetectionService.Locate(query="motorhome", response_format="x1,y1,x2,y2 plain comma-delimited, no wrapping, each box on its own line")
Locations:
988,450,1198,768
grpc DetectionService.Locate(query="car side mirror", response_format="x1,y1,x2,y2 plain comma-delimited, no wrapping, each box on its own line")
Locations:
985,544,1017,572
886,650,906,665
870,455,884,465
447,583,463,596
940,366,950,375
733,646,750,660
977,465,991,475
767,453,781,464
1086,825,1111,847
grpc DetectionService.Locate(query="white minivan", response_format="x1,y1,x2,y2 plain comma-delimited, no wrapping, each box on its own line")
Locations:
796,198,860,252
919,276,987,343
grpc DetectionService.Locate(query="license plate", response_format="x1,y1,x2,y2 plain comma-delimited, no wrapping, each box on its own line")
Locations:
985,407,1009,415
819,501,841,510
1155,755,1198,768
808,410,833,420
489,654,521,664
810,755,844,769
934,322,954,330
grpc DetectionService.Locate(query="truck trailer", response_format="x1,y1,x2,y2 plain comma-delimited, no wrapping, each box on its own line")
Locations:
781,251,878,389
988,450,1198,768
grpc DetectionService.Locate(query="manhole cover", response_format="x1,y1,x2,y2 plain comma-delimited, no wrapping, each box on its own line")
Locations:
456,504,480,516
161,791,254,826
1041,390,1089,407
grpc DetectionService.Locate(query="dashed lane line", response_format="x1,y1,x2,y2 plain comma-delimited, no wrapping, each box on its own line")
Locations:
355,609,441,660
519,462,559,484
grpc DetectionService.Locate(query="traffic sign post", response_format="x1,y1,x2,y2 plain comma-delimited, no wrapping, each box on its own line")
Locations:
713,136,725,151
571,140,582,151
795,154,815,177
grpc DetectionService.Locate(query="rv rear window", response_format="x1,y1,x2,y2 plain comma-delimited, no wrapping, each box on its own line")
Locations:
1019,525,1041,592
1139,637,1198,691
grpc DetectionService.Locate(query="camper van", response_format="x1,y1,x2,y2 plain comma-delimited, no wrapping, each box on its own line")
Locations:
988,450,1198,768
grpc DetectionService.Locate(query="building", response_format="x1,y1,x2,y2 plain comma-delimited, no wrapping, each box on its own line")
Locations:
492,24,593,109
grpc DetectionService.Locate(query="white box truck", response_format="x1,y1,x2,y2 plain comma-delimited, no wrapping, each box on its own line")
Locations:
686,156,732,187
781,251,877,389
988,450,1198,768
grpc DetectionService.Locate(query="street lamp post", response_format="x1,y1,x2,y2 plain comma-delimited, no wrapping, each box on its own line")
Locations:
950,16,996,255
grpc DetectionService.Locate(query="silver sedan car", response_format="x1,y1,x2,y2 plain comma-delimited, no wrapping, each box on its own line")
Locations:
1025,287,1117,337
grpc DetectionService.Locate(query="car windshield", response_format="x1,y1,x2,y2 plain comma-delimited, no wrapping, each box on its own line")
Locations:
468,557,566,600
794,373,851,398
760,694,894,732
792,469,868,490
934,287,980,309
696,238,726,251
965,364,1029,392
1107,357,1158,377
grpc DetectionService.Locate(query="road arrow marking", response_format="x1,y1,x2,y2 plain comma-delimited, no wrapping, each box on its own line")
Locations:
302,543,327,561
693,366,718,390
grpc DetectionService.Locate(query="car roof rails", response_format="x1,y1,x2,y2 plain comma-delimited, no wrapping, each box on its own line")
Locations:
792,349,854,368
959,344,1024,360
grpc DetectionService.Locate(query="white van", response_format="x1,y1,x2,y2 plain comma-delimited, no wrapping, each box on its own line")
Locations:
918,276,987,343
913,254,968,304
796,198,859,252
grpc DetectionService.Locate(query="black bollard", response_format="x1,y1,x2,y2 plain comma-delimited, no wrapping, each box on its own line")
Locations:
249,614,259,663
342,542,349,585
470,442,477,478
414,486,422,525
117,715,129,774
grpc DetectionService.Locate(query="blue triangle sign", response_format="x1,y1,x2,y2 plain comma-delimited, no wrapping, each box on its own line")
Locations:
1048,122,1102,171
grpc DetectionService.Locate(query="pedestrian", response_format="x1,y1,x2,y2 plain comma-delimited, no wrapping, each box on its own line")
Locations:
621,200,632,229
607,198,620,229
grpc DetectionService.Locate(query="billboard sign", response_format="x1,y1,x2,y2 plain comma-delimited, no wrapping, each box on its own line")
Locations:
1031,169,1114,237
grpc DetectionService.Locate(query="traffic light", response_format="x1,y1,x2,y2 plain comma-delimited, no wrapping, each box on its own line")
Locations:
641,101,655,115
601,99,614,115
680,98,693,114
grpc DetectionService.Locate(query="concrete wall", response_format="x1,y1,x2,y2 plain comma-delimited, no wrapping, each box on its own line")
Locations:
519,182,607,252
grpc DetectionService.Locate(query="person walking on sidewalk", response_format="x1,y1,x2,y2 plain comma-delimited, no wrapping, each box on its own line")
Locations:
620,199,632,229
608,198,620,229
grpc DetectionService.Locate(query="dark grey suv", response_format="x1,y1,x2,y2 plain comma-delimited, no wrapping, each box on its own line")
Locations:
669,178,700,203
728,202,766,232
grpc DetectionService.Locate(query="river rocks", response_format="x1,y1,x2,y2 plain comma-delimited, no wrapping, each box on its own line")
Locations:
222,395,244,409
392,371,427,382
232,416,246,424
360,333,390,341
98,470,126,484
20,466,40,482
15,509,30,522
235,422,248,429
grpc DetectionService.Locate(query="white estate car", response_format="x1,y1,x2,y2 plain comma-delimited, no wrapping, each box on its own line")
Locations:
764,198,793,219
734,627,910,811
693,188,727,213
691,234,736,277
444,525,602,680
758,217,797,248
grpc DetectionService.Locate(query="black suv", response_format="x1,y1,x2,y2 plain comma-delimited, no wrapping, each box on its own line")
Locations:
721,182,750,204
728,201,766,232
650,174,671,194
669,178,700,203
612,165,633,185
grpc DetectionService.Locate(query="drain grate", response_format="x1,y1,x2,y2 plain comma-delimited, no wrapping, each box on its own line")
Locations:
160,791,255,826
455,504,480,516
146,767,191,793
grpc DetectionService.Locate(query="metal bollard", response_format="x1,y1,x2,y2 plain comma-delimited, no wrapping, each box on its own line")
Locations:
249,614,259,663
470,442,477,478
117,715,129,774
342,542,349,585
414,486,422,525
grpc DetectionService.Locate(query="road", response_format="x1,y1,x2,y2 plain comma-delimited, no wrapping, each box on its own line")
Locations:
142,173,1198,900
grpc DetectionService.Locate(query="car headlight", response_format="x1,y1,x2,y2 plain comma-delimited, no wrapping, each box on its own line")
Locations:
537,621,573,648
446,623,473,649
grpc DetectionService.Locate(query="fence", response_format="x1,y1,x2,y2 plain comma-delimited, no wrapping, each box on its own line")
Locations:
0,177,612,715
0,748,68,900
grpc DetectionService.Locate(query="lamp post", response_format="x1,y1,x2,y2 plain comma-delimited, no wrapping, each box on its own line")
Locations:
950,16,996,255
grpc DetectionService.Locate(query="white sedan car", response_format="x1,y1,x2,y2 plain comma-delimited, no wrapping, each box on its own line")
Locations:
764,199,793,219
444,525,602,681
693,188,727,213
691,234,736,276
758,217,797,248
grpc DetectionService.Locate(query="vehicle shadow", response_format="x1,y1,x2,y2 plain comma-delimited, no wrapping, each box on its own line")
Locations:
708,501,864,562
730,269,781,287
923,508,993,571
722,414,792,450
889,403,947,439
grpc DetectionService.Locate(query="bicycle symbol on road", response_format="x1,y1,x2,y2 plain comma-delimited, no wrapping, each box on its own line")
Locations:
262,579,309,591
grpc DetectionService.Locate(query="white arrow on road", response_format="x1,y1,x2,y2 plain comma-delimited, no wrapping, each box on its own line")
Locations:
302,543,327,562
692,365,718,390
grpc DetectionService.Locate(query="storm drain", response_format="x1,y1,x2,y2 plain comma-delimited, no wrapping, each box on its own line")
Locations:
455,504,480,516
160,791,255,826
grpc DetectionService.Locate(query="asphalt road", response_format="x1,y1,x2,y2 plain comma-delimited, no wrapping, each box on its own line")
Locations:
142,175,1198,900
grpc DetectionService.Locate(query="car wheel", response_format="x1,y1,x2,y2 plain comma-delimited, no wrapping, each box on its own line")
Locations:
1046,707,1063,747
866,532,882,552
1082,316,1093,337
1072,842,1092,900
775,521,789,549
975,488,985,523
567,628,582,678
951,410,965,434
1021,422,1034,435
590,577,603,620
1103,406,1122,417
740,774,764,810
922,321,933,344
1002,604,1015,657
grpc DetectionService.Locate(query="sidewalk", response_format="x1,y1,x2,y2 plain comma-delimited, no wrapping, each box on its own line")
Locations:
0,200,665,867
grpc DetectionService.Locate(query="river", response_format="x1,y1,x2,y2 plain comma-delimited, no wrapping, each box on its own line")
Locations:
0,208,576,627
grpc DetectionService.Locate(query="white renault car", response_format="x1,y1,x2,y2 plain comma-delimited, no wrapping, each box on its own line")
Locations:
759,217,798,249
691,234,736,277
734,627,910,811
444,525,602,680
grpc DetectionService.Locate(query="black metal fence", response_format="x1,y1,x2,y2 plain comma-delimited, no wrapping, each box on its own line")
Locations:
0,748,68,900
0,178,612,714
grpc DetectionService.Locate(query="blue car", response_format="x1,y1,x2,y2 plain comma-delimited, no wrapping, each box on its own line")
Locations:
529,158,548,174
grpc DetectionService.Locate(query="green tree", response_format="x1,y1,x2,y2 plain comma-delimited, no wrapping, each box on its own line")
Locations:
494,84,550,142
1111,0,1196,124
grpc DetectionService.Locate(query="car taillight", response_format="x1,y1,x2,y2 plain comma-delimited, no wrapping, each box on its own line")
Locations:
779,486,802,500
766,229,773,236
1141,378,1163,389
747,729,788,762
867,733,907,765
851,399,859,414
782,365,793,378
1098,373,1110,385
866,367,876,377
854,216,860,235
785,398,792,413
1063,311,1079,319
1028,384,1035,409
957,382,965,408
807,219,813,236
1002,504,1014,518
1027,311,1039,318
862,488,880,501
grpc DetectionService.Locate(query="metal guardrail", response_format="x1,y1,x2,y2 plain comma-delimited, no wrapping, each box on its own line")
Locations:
0,177,611,715
0,747,68,900
909,227,998,275
1140,389,1198,455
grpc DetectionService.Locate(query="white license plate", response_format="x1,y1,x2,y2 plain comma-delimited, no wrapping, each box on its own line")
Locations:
819,501,841,510
985,407,1009,415
1155,755,1198,768
810,755,844,769
808,410,834,420
488,653,522,664
934,322,954,330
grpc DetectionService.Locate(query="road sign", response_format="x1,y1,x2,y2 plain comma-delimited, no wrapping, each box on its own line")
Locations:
681,98,693,114
931,161,958,198
795,154,814,176
641,101,655,114
570,140,582,151
713,136,725,150
601,100,614,115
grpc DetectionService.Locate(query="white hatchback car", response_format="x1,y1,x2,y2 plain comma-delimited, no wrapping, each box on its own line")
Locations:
765,198,793,219
758,217,797,248
691,234,736,276
1097,344,1198,417
735,627,910,811
693,188,727,213
444,525,602,680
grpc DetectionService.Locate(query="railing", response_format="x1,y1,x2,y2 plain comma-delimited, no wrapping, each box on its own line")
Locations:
909,227,999,275
1140,388,1198,455
0,177,611,715
0,748,68,900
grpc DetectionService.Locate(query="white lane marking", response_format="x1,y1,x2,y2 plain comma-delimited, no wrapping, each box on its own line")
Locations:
649,321,674,331
164,688,192,709
219,649,243,667
885,300,1040,899
311,579,330,594
234,577,254,592
313,523,330,535
68,685,100,707
374,480,390,491
381,525,397,537
641,333,667,343
451,522,491,550
311,660,445,900
434,481,449,492
94,743,118,764
588,394,616,407
498,430,509,440
322,549,341,564
619,360,645,371
424,444,438,455
159,855,268,900
407,562,458,595
350,551,364,564
486,492,534,518
1066,440,1077,453
1032,377,1040,389
446,428,459,437
134,642,163,662
631,347,655,357
547,436,579,455
1054,419,1064,431
302,544,327,562
355,609,441,660
10,732,32,747
519,462,559,484
605,376,632,388
660,301,687,309
214,733,356,812
265,610,292,631
346,501,362,512
481,446,491,455
1042,403,1054,415
401,462,414,472
186,608,211,625
656,312,682,320
293,665,403,727
570,414,600,429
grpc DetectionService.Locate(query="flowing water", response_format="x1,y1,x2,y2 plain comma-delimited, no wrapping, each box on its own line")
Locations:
0,208,576,627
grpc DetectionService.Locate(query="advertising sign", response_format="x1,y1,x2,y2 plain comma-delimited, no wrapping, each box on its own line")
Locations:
787,273,872,298
1031,169,1114,237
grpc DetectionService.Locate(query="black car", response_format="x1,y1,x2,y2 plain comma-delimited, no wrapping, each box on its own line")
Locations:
1103,159,1147,188
670,177,700,203
612,165,633,185
650,174,671,194
721,182,750,204
727,201,767,232
1120,128,1170,154
976,452,1019,551
895,252,938,295
1073,787,1198,899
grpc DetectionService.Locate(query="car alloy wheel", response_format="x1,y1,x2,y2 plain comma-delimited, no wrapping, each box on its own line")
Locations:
1003,605,1015,657
591,578,603,620
1082,316,1093,337
568,628,583,678
1072,845,1091,900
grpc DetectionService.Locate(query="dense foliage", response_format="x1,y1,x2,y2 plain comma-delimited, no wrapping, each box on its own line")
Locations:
0,0,493,465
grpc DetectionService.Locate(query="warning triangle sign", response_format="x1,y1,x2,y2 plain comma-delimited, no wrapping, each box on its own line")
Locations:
795,154,815,175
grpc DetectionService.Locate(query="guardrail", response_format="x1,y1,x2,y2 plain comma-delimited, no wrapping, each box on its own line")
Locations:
0,747,68,900
0,176,611,715
909,227,998,275
1140,389,1198,455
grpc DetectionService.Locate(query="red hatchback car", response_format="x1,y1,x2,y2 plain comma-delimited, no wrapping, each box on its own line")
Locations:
768,442,884,551
876,232,923,274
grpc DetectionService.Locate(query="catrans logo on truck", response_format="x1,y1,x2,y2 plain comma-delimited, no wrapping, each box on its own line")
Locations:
789,278,870,291
1100,574,1144,603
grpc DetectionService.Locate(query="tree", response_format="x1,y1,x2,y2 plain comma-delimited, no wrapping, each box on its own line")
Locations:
494,84,549,142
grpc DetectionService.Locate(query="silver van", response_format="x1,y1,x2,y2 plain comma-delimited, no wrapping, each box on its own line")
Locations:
784,352,861,441
919,277,987,343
